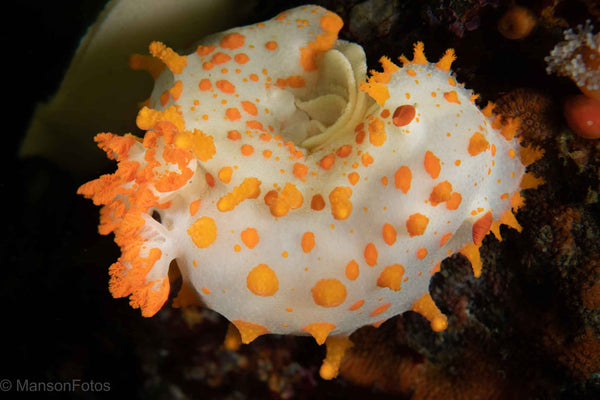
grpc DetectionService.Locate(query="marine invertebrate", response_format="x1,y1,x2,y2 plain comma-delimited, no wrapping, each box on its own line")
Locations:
494,88,557,142
546,20,600,100
497,6,537,40
78,5,538,379
563,94,600,139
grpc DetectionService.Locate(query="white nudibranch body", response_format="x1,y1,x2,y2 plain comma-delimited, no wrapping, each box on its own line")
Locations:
79,5,541,379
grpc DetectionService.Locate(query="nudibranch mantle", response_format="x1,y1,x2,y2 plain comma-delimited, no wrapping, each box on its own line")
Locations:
79,5,540,379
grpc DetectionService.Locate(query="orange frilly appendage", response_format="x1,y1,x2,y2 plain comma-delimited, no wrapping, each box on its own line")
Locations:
78,106,196,317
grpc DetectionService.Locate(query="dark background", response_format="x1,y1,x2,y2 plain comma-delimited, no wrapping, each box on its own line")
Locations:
4,0,599,399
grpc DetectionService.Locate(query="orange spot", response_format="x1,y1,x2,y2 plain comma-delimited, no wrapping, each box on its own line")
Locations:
301,232,315,253
319,154,335,170
336,145,352,158
446,192,462,210
265,41,278,50
416,248,428,259
226,108,241,121
329,186,353,220
264,183,303,217
241,101,258,116
349,299,364,311
217,177,261,212
247,264,278,296
368,117,386,146
234,53,249,64
189,199,201,216
206,173,215,187
370,303,391,317
392,105,416,126
211,52,231,65
348,172,360,185
241,144,254,156
364,243,378,266
311,279,347,308
382,223,397,245
246,120,266,132
169,80,183,100
249,73,259,82
440,232,452,247
355,130,366,144
220,33,245,50
472,211,493,246
293,163,308,179
311,194,326,211
394,166,412,194
160,90,170,106
377,264,405,291
361,152,374,167
443,90,461,104
345,260,359,281
196,44,216,56
275,75,306,89
202,62,214,71
202,287,211,295
136,106,185,132
187,216,217,248
429,181,453,206
241,228,259,249
227,130,241,140
406,213,429,237
199,79,212,91
468,132,490,156
218,166,233,183
216,80,236,94
424,151,441,179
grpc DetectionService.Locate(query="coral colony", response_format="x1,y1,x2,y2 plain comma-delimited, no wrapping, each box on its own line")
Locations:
78,5,541,379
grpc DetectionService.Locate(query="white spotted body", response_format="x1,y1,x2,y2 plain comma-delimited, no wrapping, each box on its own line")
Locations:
79,5,540,379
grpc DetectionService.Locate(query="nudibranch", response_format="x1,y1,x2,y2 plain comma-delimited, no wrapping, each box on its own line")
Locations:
78,5,542,380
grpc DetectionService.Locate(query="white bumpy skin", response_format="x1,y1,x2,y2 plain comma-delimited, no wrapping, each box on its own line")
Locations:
79,4,538,380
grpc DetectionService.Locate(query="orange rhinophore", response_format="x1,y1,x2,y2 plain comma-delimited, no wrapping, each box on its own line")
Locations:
78,5,537,381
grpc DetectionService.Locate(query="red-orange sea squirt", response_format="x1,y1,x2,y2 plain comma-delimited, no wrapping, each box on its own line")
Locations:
563,94,600,139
